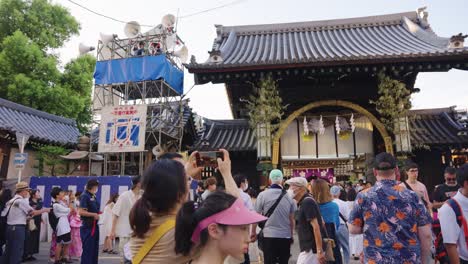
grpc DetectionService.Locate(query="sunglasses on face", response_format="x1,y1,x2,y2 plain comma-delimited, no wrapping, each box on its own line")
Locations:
446,178,456,182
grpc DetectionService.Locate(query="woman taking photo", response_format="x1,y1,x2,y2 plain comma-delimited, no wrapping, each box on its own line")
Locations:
311,179,342,264
175,191,266,264
127,149,239,264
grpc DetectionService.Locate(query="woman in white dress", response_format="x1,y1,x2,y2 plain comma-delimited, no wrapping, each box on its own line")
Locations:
347,187,363,260
102,193,119,254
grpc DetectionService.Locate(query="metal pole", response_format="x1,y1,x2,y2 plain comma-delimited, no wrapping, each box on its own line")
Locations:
18,170,22,183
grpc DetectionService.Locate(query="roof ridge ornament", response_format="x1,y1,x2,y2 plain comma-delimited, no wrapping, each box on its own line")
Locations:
449,33,467,49
208,49,223,63
416,7,429,29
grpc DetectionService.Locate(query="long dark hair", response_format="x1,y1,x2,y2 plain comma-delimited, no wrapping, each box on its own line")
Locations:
106,193,119,205
175,191,236,256
130,159,187,238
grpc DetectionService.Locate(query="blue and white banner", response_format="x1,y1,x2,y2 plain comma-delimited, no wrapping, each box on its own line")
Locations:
30,176,133,211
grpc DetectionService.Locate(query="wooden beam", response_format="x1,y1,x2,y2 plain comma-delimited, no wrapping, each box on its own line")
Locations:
353,130,357,157
334,126,339,158
315,133,319,158
296,119,301,159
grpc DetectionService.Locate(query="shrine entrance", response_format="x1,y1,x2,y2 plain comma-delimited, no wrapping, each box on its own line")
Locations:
272,100,393,167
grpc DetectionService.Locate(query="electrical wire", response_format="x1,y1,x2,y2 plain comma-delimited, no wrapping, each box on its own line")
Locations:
64,0,155,27
64,0,247,27
179,0,246,18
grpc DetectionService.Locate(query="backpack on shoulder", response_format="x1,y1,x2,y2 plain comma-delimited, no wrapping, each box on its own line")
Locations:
433,198,468,262
0,198,20,243
48,202,59,231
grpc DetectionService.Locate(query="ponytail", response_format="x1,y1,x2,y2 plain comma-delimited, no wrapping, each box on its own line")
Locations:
130,197,152,238
175,192,236,255
175,200,196,256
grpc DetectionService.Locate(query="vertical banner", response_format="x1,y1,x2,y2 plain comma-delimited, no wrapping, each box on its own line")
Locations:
98,105,147,152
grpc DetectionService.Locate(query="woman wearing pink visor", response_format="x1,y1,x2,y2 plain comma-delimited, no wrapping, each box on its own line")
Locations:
175,191,267,264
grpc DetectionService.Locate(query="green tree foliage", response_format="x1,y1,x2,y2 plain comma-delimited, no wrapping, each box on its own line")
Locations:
36,145,68,176
0,0,79,49
371,72,411,132
246,76,285,138
0,0,95,133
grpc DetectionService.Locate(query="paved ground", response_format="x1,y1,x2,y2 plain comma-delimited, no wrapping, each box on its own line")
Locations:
33,239,360,264
35,242,120,264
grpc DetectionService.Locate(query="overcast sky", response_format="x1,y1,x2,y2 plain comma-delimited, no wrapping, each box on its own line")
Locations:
53,0,468,119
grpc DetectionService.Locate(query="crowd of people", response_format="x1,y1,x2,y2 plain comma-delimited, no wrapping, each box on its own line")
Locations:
0,149,467,264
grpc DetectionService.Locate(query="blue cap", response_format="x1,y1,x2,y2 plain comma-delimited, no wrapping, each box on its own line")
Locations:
269,169,283,182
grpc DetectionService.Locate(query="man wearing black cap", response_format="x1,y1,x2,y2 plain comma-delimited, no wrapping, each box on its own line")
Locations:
438,164,468,263
109,175,141,261
348,152,432,264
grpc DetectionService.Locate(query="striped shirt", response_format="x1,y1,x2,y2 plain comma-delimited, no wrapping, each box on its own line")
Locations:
129,214,197,264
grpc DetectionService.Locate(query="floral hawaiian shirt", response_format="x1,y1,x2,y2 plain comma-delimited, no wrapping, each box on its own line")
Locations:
349,180,432,264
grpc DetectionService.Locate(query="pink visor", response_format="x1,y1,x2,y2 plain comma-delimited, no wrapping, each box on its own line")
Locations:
191,198,267,243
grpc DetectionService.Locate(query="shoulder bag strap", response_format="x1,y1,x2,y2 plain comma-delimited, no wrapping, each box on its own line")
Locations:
264,190,286,218
403,181,413,191
259,190,287,230
404,181,428,206
447,199,468,248
132,218,176,264
339,212,348,230
4,198,21,219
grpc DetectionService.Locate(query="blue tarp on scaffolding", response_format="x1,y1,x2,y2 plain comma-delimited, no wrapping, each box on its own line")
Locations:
94,55,184,95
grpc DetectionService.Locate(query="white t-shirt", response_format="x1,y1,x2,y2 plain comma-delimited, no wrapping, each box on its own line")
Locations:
333,198,350,225
53,201,71,236
112,190,140,237
439,190,468,261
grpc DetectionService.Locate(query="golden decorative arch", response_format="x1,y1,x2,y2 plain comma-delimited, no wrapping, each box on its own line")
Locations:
272,100,393,167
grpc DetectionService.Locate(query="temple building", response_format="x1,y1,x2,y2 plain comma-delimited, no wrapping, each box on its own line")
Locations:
187,9,468,190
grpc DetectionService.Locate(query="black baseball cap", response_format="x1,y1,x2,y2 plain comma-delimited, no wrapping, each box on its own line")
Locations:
374,152,397,171
132,175,141,186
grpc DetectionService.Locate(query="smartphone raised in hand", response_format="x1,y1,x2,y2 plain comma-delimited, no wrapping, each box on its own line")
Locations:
195,151,224,168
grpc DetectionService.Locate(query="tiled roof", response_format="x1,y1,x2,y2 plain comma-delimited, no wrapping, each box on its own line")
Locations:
0,98,80,145
187,10,468,71
193,119,256,151
409,108,468,146
149,100,192,138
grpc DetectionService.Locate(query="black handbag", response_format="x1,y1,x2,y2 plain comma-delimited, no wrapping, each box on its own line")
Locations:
257,189,286,250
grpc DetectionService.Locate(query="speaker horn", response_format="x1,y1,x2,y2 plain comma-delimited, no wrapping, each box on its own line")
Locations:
100,33,117,46
152,145,163,158
165,34,177,51
124,21,141,38
173,45,189,63
79,43,95,55
161,14,176,30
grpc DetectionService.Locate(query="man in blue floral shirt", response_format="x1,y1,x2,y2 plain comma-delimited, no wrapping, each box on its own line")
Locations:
349,153,432,264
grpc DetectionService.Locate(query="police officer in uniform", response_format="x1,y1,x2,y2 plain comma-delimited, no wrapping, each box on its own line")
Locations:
79,179,100,264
